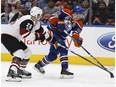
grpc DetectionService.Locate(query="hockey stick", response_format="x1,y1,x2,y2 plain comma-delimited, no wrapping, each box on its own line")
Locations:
64,30,114,76
47,27,114,77
64,31,110,68
58,43,114,78
80,45,106,68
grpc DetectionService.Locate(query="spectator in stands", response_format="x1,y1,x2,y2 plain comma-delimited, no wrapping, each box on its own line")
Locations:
107,0,115,14
106,0,115,26
31,0,38,7
2,0,115,26
93,1,108,25
25,0,32,14
20,0,28,5
42,1,59,24
73,0,83,6
10,5,28,24
66,0,73,10
55,0,67,10
8,0,21,7
81,0,90,25
1,0,5,13
92,0,100,20
18,5,28,16
1,4,14,23
43,0,59,15
73,0,80,7
105,13,115,26
37,0,49,8
12,1,22,14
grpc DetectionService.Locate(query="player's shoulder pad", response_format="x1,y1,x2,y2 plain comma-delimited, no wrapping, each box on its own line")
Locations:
75,20,83,29
49,16,59,25
20,19,34,26
20,18,34,30
19,15,33,22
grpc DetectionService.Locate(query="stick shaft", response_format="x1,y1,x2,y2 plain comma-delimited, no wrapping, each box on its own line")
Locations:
81,45,106,68
59,44,114,77
65,30,107,69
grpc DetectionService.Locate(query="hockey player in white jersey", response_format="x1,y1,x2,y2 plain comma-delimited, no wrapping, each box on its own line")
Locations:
1,6,49,82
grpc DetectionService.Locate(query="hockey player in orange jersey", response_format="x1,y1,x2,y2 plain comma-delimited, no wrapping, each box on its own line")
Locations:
34,6,84,79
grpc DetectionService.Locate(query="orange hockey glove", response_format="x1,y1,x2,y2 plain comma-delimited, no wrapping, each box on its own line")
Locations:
72,33,83,47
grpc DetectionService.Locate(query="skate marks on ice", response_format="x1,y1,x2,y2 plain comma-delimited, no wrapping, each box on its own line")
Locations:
1,62,115,87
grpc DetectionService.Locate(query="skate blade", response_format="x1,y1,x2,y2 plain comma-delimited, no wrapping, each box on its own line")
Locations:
21,75,32,79
6,77,22,82
60,75,74,79
33,66,45,74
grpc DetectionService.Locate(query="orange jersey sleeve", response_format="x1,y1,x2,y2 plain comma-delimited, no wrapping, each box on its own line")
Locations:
76,20,83,29
49,16,59,26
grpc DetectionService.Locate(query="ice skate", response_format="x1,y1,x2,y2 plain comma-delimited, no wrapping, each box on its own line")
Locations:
6,69,22,82
60,69,74,79
34,63,45,74
18,69,32,78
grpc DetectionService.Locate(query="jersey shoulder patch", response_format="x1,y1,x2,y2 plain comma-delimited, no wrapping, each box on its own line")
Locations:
20,19,34,31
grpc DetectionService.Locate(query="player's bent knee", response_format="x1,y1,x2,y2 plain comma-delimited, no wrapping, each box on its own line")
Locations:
48,54,57,61
13,49,25,59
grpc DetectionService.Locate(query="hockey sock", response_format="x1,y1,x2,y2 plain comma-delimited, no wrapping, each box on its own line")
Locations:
38,56,50,67
20,59,29,70
10,57,21,72
60,57,68,69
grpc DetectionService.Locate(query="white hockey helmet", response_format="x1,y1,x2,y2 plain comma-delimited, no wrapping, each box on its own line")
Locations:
30,6,43,20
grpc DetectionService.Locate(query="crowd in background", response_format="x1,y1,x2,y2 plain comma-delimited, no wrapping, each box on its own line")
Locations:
1,0,115,26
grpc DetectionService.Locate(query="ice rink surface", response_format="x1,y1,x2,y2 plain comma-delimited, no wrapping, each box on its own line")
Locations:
1,62,115,87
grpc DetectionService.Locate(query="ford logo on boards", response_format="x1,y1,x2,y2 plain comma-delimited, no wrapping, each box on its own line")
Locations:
97,32,115,52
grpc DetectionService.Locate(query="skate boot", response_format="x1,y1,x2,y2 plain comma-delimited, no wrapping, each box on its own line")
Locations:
18,69,32,78
34,63,45,74
6,69,22,82
60,69,74,79
19,59,32,78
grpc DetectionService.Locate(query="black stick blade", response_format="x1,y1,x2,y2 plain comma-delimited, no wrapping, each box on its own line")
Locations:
110,73,114,78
